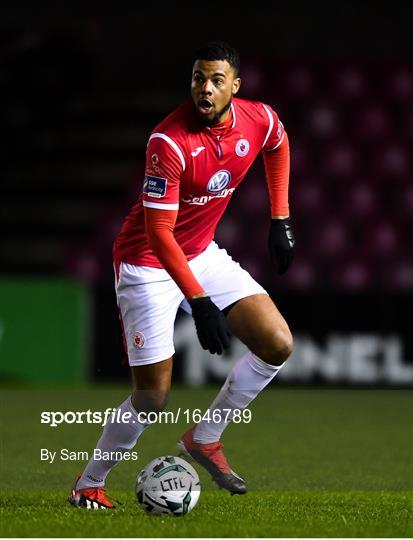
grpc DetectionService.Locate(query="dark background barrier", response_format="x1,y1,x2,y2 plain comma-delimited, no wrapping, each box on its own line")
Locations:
1,3,412,385
93,286,413,385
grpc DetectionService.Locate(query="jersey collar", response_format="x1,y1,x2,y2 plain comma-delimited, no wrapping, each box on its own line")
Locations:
230,102,236,128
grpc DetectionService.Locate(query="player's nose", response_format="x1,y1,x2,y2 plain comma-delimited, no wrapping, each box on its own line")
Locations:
201,79,213,94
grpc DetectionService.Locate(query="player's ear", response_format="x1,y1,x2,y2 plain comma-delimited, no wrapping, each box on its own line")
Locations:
232,77,241,95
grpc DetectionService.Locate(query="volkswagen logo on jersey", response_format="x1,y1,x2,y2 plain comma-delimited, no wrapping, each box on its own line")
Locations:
207,170,231,193
235,139,250,157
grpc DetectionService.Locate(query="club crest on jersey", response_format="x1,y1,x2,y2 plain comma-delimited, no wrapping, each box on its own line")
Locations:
132,331,145,349
143,175,167,198
235,139,250,157
207,170,231,193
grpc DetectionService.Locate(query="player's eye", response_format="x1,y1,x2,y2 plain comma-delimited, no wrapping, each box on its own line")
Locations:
214,79,224,87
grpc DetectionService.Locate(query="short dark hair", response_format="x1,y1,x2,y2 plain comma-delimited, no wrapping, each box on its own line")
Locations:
193,41,240,76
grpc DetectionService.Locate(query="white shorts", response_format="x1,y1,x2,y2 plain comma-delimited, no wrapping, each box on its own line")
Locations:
115,241,268,366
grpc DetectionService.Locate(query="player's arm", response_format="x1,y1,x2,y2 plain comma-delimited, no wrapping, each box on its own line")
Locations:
143,136,230,354
262,108,295,274
144,207,203,299
144,207,230,355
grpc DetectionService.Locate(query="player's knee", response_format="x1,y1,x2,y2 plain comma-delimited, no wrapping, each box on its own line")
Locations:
259,328,293,366
131,390,169,414
274,327,293,363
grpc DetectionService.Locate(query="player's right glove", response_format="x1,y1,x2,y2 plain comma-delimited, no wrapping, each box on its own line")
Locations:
189,296,231,355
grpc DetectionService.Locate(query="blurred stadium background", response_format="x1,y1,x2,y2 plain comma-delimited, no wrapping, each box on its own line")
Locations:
1,3,412,386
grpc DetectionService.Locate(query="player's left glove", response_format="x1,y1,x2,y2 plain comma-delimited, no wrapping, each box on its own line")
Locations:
268,217,295,275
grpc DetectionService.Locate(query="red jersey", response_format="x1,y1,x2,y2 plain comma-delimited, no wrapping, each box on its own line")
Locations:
113,97,285,268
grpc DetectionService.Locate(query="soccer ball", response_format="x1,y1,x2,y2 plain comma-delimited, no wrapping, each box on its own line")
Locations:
136,455,200,515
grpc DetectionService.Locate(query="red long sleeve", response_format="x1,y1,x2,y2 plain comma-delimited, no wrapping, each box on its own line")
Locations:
144,206,205,299
262,131,290,217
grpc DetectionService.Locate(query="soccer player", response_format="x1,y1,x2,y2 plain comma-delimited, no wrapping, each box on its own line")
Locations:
69,41,294,509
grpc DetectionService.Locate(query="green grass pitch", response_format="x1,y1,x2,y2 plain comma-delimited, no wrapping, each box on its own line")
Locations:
0,385,412,537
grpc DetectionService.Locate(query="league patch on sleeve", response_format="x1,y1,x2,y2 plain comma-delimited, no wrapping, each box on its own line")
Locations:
277,119,284,139
143,175,167,198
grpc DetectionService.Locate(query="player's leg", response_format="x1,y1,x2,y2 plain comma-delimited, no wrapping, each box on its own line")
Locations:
130,358,173,415
69,262,183,509
76,360,173,487
179,295,291,494
190,293,291,441
226,293,293,365
178,242,292,494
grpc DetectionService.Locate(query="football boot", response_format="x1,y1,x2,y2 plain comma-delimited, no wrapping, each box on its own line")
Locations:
68,475,118,509
177,427,248,495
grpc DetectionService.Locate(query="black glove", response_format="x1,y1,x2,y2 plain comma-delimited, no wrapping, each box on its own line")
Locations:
189,296,231,355
268,217,295,275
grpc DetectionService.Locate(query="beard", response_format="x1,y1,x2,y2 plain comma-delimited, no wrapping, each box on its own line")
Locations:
197,97,233,127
